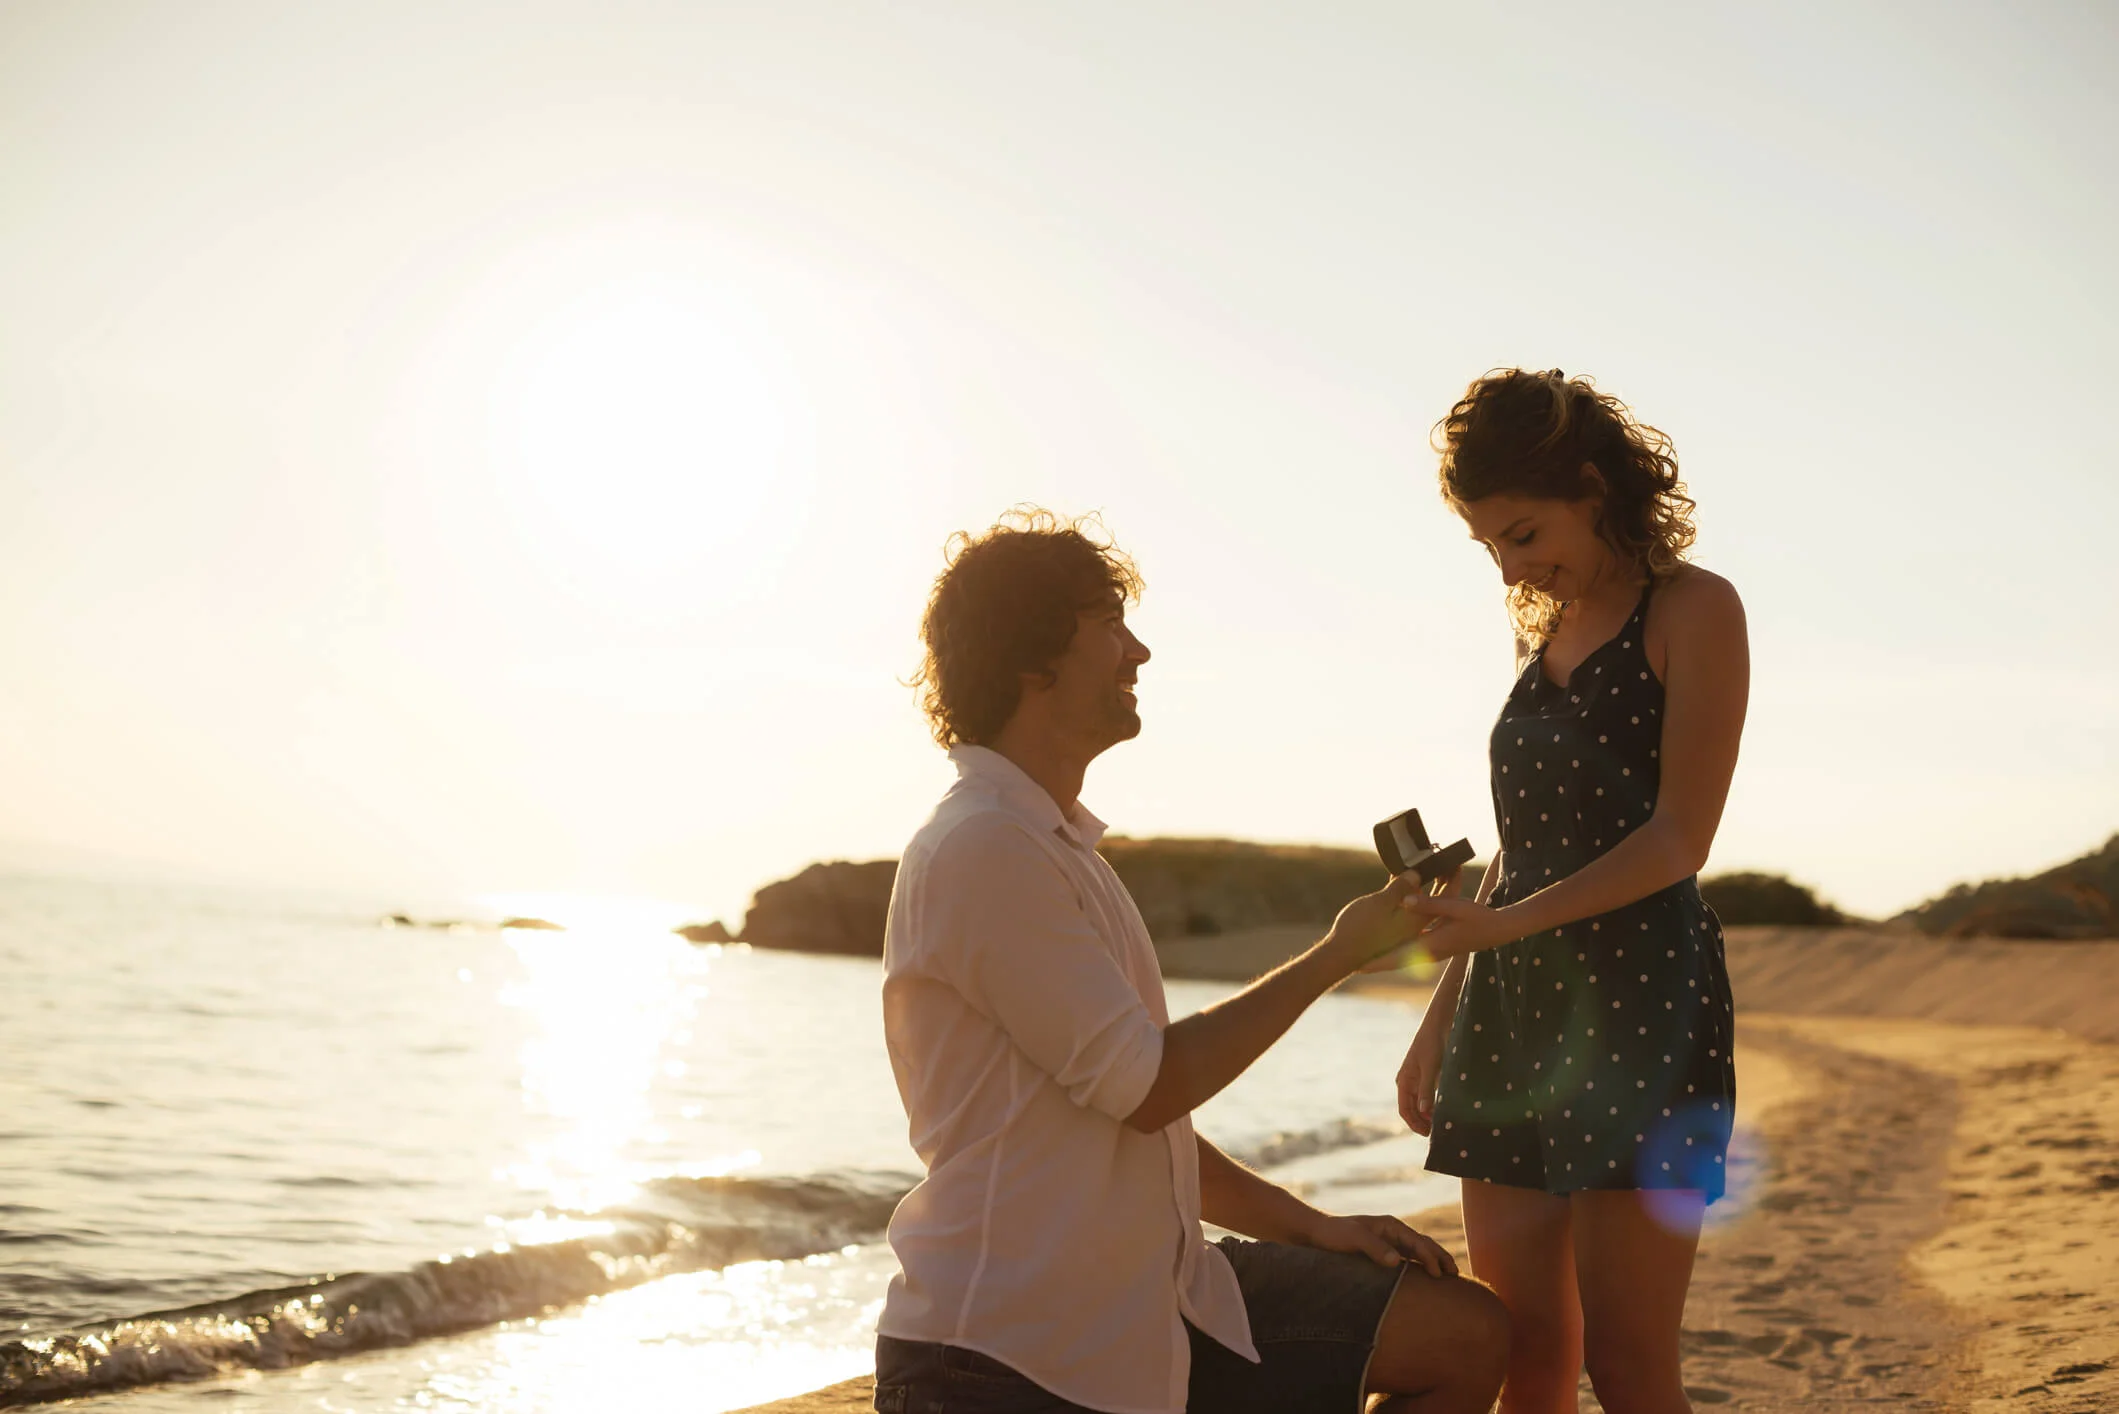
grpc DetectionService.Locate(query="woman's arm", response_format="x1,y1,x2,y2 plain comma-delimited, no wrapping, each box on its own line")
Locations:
1395,852,1500,1133
1415,572,1749,955
1474,850,1505,905
1411,852,1502,1014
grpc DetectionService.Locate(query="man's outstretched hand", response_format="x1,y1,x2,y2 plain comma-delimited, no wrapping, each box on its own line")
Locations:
1320,874,1421,970
1322,867,1468,974
1298,1212,1458,1279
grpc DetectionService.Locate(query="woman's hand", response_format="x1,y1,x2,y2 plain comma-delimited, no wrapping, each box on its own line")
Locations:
1402,894,1518,960
1396,1019,1449,1136
1298,1211,1458,1279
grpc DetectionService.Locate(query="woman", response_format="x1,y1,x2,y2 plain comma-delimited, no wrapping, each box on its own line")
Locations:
1401,369,1749,1414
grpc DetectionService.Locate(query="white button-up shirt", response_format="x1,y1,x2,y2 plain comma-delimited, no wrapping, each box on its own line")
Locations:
877,746,1256,1413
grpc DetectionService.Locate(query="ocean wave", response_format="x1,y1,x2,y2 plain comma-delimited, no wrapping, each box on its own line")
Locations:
1228,1115,1402,1170
0,1169,913,1409
0,1118,1404,1407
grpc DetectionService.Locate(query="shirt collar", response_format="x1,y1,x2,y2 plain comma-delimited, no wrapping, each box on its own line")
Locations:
948,745,1109,849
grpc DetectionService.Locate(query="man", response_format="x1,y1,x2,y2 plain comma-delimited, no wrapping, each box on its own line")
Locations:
873,510,1510,1414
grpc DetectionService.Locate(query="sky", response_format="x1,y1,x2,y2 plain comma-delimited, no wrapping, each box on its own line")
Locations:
2,1,2113,924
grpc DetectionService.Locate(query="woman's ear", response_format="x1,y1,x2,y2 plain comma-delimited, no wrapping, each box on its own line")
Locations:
1578,461,1608,503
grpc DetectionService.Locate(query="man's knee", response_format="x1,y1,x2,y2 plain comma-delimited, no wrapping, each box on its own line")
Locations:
1452,1278,1512,1393
1373,1273,1510,1401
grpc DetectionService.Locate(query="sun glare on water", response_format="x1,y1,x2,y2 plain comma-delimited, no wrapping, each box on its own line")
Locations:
223,1247,894,1414
455,896,888,1411
480,893,732,1213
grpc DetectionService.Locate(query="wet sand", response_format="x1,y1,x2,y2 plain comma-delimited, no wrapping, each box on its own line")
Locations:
741,931,2119,1412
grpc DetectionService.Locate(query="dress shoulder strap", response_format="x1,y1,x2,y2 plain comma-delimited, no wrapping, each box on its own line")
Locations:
1628,578,1655,626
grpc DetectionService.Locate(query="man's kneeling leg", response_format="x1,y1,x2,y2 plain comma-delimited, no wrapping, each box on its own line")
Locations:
1188,1236,1504,1414
874,1336,1100,1414
1365,1266,1511,1413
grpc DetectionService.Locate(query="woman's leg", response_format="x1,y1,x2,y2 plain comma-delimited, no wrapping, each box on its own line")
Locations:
1461,1179,1582,1414
1569,1189,1704,1414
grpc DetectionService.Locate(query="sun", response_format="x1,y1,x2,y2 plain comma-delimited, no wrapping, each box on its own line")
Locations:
482,274,796,594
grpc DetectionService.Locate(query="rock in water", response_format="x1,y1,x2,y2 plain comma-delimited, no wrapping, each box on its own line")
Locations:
742,861,899,956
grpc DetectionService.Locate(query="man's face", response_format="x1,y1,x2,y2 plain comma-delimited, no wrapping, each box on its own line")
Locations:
1041,591,1152,753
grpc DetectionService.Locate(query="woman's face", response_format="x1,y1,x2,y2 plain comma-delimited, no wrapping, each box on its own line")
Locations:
1458,490,1612,602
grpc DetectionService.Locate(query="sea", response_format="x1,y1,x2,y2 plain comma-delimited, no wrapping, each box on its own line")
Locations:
0,872,1457,1412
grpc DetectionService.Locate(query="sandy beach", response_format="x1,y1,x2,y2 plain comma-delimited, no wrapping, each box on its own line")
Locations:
740,928,2119,1413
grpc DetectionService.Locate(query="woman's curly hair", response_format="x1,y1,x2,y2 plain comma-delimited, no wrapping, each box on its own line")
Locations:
913,507,1143,748
1434,368,1697,644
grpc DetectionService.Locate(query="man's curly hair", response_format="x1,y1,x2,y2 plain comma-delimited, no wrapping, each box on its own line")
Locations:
913,507,1144,748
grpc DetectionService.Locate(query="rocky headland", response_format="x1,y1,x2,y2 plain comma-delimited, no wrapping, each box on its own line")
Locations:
724,838,1398,957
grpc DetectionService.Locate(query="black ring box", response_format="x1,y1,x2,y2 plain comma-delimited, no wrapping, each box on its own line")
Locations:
1372,808,1475,887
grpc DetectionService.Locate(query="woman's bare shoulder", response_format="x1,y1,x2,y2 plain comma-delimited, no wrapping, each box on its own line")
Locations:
1646,567,1745,681
1658,564,1744,624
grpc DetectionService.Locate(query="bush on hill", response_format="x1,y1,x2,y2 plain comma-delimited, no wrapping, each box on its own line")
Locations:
1099,837,1387,940
1894,834,2119,940
1698,872,1847,927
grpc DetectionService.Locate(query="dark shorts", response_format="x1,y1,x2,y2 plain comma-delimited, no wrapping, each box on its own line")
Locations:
872,1236,1405,1414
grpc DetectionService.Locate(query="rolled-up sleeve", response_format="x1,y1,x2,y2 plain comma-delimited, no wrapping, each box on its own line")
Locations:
919,816,1164,1121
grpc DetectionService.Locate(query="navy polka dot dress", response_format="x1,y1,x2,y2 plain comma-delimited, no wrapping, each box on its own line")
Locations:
1425,583,1738,1201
